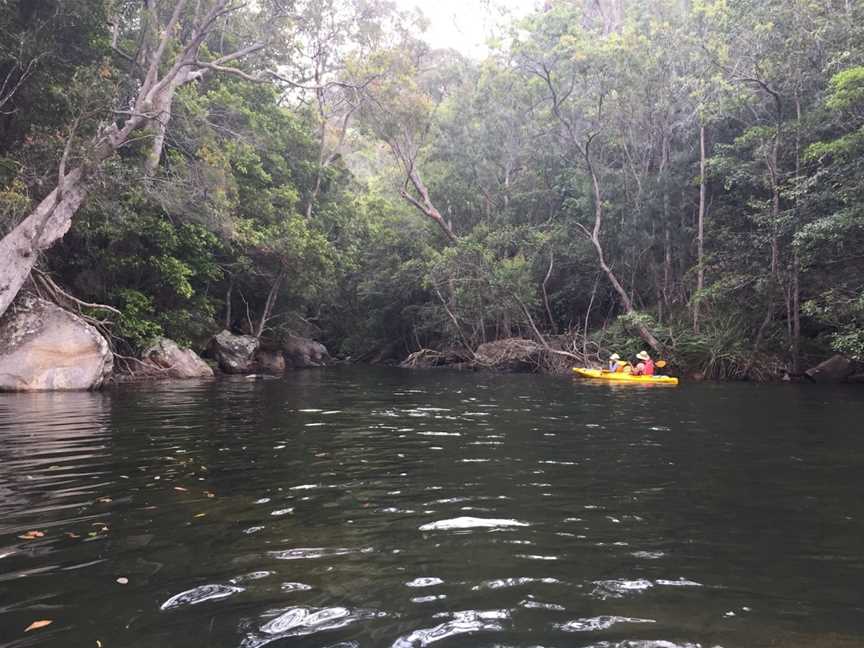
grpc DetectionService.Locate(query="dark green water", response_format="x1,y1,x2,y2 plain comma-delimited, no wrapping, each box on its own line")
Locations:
1,368,864,648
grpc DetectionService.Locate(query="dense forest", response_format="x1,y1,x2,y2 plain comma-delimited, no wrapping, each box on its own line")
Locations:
1,0,863,381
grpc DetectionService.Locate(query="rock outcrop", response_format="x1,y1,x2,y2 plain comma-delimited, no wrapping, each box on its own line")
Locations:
805,354,857,384
209,330,260,374
283,336,330,368
142,337,214,379
0,295,113,391
255,349,286,374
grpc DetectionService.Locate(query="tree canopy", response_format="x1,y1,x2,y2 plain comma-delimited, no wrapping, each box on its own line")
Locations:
1,0,863,378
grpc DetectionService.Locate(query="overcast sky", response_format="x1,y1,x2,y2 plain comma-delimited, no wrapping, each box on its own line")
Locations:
399,0,540,58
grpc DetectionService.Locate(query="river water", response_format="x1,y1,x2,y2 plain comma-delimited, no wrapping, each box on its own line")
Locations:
1,368,863,648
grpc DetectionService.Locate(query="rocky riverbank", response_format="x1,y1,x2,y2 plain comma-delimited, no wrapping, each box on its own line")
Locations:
2,296,862,391
0,295,331,392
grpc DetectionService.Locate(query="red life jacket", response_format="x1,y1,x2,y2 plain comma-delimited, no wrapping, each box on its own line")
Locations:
643,358,655,375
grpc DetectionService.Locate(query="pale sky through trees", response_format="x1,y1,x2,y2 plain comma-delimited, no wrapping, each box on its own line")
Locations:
399,0,539,57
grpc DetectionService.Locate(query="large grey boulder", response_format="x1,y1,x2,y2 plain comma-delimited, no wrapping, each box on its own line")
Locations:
142,337,213,379
0,295,113,391
805,354,857,384
283,335,330,368
209,330,260,374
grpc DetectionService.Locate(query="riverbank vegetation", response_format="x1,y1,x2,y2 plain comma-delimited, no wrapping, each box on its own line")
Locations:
1,0,863,380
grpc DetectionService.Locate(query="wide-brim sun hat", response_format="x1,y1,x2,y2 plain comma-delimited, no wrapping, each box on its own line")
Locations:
610,353,620,360
636,351,650,361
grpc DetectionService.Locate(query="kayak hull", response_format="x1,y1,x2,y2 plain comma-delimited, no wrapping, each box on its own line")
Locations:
572,367,679,385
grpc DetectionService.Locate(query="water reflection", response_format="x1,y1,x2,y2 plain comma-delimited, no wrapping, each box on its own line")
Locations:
1,370,863,647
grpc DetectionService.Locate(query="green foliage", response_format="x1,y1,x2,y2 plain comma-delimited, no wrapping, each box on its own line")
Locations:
1,0,863,379
114,289,163,351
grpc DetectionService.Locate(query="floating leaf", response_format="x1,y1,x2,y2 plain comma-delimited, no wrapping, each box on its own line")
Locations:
116,577,129,585
204,491,215,498
25,620,52,632
18,530,45,540
98,497,112,503
194,513,207,518
66,532,81,539
174,487,188,492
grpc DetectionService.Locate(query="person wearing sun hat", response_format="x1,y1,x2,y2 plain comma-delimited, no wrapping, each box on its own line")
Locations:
632,350,655,376
608,353,624,372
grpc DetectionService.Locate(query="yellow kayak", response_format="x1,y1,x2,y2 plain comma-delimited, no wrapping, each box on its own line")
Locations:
572,367,679,385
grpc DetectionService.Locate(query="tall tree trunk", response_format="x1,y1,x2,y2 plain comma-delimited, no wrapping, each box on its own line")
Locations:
224,276,234,329
255,269,286,338
306,86,328,219
768,95,783,283
143,93,175,176
663,197,672,312
791,93,802,372
693,125,707,333
542,252,557,334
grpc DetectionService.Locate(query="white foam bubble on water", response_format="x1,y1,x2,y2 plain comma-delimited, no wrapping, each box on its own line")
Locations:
411,594,447,603
230,571,273,584
405,577,444,588
160,583,244,610
557,615,656,632
591,579,655,599
519,599,566,611
631,550,666,559
392,610,509,647
472,577,563,590
418,517,530,531
269,547,354,560
656,578,703,587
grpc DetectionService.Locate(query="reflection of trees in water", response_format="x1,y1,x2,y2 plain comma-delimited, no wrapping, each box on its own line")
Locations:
0,391,110,517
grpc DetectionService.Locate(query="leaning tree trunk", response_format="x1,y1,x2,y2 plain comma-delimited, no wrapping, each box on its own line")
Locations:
0,0,264,320
583,144,662,354
0,167,89,317
399,168,458,242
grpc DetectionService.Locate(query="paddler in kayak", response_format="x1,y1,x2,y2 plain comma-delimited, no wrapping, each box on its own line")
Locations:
608,353,623,372
631,351,654,376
